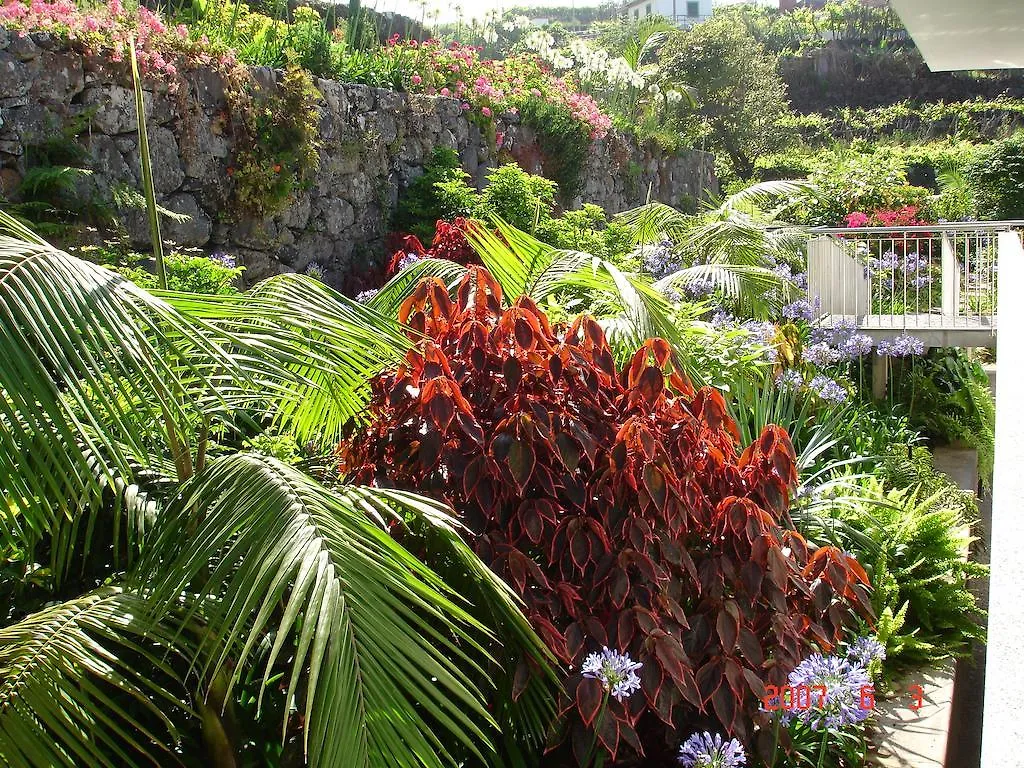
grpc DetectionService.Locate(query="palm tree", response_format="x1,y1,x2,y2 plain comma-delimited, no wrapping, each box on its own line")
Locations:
0,212,555,768
614,179,813,319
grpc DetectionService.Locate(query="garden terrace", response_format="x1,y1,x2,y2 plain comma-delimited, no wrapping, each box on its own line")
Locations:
806,220,1024,348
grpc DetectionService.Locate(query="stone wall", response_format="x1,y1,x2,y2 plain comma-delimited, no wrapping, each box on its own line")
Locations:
0,31,717,290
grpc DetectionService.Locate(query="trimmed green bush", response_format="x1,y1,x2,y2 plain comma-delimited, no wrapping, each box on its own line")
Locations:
965,131,1024,220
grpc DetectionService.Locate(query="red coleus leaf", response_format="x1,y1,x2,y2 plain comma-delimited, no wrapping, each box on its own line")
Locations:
716,605,739,654
556,432,582,472
512,661,531,701
503,356,523,392
642,464,668,512
507,437,536,492
576,677,604,727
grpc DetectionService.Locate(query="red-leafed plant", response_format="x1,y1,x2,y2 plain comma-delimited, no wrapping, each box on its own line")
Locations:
387,217,480,275
340,268,873,766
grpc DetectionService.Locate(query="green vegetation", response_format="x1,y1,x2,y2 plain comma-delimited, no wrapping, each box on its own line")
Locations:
0,2,1001,766
226,65,322,217
965,132,1024,220
660,14,792,179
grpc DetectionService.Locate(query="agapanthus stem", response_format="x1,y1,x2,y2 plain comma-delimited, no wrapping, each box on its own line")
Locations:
769,714,781,768
581,692,611,768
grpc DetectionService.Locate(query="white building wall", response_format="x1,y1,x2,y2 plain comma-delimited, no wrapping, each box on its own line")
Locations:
623,0,712,23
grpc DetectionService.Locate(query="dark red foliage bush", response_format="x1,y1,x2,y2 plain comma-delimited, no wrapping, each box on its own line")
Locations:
340,268,873,765
387,217,479,275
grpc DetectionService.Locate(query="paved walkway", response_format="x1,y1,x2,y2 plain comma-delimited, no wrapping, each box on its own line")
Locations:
869,663,957,768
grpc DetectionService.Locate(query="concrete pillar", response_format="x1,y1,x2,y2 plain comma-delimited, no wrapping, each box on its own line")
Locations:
872,355,888,400
980,231,1024,767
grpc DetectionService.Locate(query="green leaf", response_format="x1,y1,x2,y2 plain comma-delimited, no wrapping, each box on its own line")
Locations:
139,453,549,768
0,588,191,768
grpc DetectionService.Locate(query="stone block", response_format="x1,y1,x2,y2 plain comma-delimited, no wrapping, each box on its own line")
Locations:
160,193,213,246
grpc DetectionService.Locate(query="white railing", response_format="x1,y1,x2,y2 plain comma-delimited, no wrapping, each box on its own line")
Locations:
805,222,1024,344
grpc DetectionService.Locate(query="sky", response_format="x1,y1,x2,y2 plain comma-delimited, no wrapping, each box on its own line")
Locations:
369,0,775,26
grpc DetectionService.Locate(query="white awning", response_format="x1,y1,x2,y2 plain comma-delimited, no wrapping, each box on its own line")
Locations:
890,0,1024,71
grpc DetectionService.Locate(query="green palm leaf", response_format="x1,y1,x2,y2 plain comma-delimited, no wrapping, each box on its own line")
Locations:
0,222,260,547
0,588,190,768
656,262,797,318
164,273,413,444
139,453,552,768
613,201,692,247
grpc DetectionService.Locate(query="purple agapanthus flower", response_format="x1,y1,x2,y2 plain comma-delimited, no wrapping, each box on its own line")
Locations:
877,333,925,358
847,636,886,666
639,238,680,280
782,296,822,322
810,375,848,404
776,369,804,391
711,310,735,328
829,317,857,343
355,288,379,304
581,647,642,702
678,731,746,768
396,253,422,271
683,277,716,299
211,251,236,269
784,654,873,730
804,342,840,367
842,333,875,359
772,262,793,281
741,320,775,344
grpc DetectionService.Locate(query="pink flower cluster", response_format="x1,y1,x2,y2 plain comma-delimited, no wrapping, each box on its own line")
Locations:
388,39,612,140
0,0,237,81
845,205,927,229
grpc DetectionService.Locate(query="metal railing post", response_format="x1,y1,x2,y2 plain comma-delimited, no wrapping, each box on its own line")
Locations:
941,232,960,318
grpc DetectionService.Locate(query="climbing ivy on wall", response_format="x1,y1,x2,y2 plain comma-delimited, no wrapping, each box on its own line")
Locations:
225,66,322,217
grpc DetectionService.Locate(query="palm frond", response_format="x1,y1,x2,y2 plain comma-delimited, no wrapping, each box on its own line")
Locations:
139,453,552,768
718,179,814,214
164,273,413,444
622,17,673,69
0,222,264,547
469,218,687,364
0,588,191,768
613,202,693,246
657,262,796,318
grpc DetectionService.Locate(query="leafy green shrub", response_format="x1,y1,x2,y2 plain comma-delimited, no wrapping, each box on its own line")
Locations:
799,148,930,226
661,13,793,180
537,203,634,263
965,131,1024,220
3,115,109,233
888,348,996,486
77,242,243,295
839,475,986,670
753,149,817,181
478,163,559,230
392,147,468,241
781,99,1024,147
432,163,558,234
